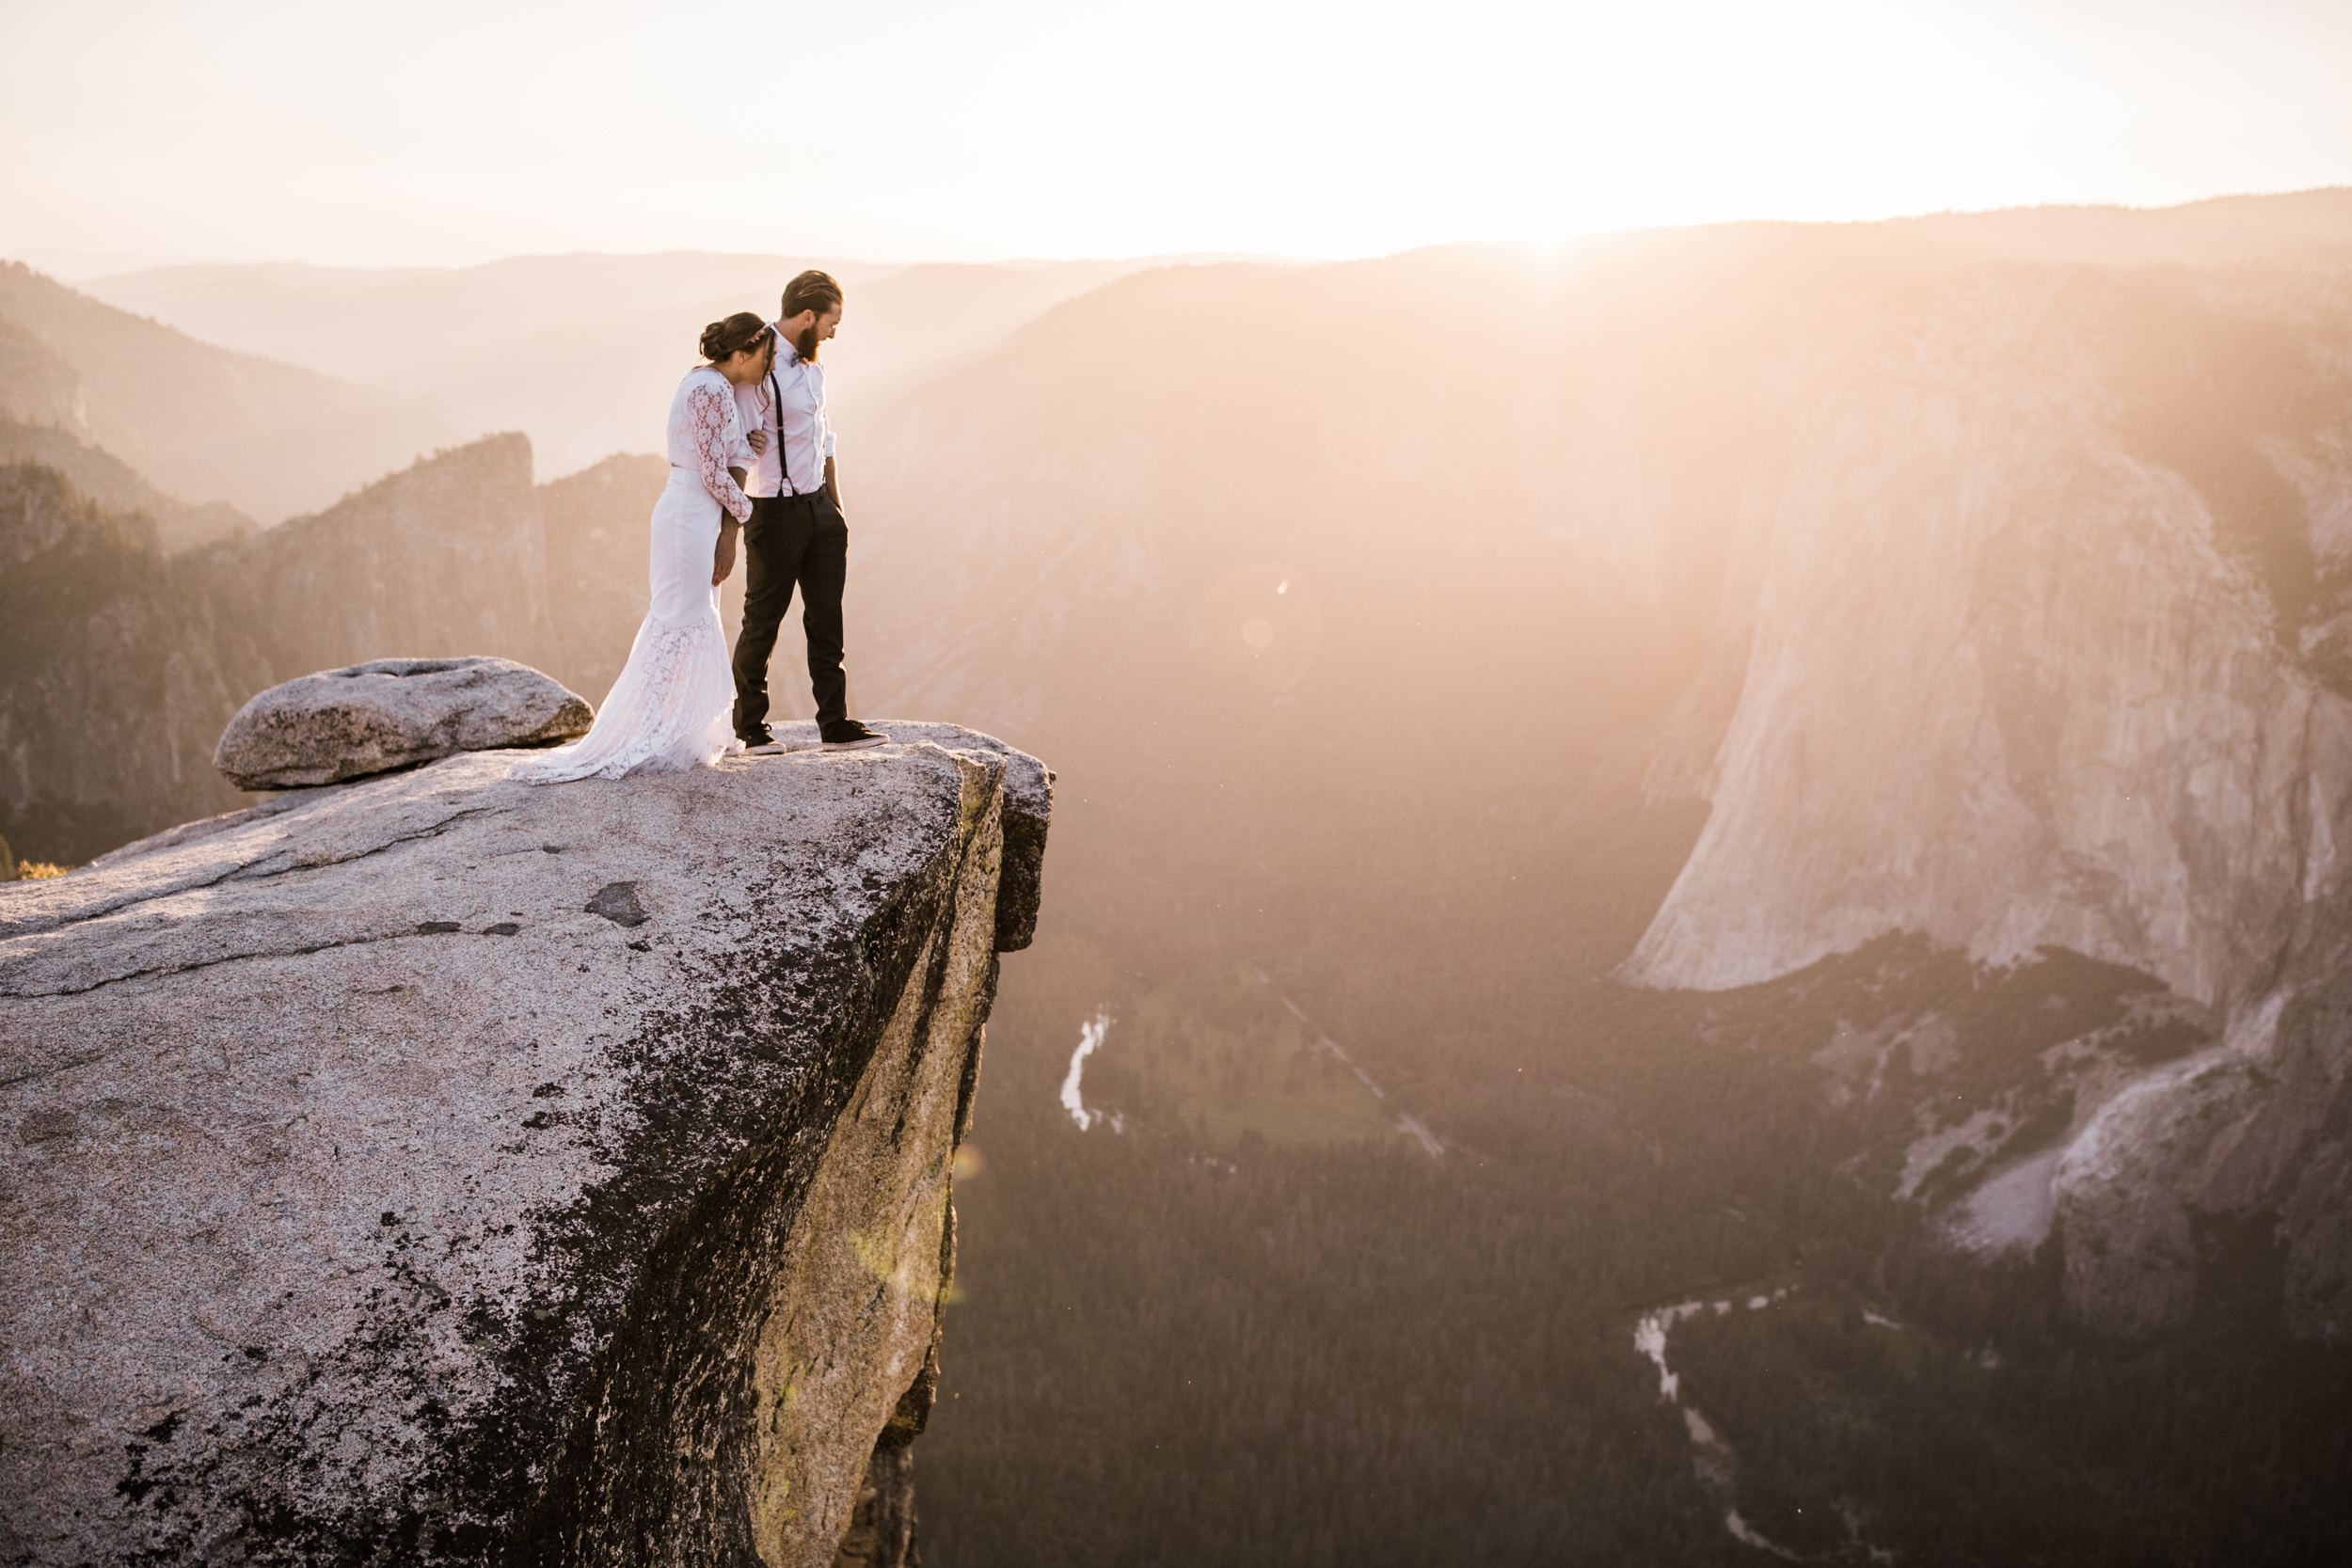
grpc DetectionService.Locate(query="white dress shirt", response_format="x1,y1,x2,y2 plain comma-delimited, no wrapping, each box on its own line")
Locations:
731,335,837,500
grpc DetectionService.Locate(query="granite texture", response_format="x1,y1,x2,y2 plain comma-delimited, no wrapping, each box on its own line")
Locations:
213,657,594,791
0,726,1046,1564
764,721,1053,952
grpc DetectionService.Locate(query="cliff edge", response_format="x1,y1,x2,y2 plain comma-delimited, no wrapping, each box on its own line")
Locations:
0,725,1050,1565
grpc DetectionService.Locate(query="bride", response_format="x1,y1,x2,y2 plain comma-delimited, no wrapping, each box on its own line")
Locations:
512,314,774,784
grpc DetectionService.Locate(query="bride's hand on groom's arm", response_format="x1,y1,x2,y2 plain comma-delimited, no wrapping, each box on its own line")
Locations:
746,430,768,455
713,519,740,586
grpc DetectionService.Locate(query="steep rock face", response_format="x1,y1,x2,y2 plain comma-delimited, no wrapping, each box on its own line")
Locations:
2052,925,2352,1342
182,436,555,695
763,722,1051,952
1625,269,2352,1002
532,455,671,709
1620,265,2352,1338
0,728,1050,1564
0,316,86,435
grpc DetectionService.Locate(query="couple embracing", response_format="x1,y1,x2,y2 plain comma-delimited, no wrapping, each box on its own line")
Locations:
512,269,884,785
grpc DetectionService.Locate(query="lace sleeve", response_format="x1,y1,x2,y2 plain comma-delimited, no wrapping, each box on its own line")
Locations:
686,378,753,523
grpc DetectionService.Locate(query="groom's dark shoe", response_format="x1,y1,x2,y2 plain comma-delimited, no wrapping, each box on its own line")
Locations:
739,726,789,756
820,719,888,751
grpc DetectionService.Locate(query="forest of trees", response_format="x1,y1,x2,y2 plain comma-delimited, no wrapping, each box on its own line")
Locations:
912,931,2352,1566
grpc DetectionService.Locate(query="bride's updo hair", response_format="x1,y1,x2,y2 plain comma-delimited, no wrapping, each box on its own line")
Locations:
700,312,773,364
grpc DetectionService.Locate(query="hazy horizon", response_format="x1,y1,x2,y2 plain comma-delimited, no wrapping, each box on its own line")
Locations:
12,185,2352,284
8,0,2351,271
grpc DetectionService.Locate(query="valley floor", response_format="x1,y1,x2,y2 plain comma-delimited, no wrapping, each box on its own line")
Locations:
915,932,2352,1567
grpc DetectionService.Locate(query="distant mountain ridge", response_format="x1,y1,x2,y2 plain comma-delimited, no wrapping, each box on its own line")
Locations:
0,261,454,528
0,416,250,550
1883,186,2352,266
74,251,1234,478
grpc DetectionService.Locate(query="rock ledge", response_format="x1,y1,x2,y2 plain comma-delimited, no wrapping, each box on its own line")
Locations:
1,724,1048,1565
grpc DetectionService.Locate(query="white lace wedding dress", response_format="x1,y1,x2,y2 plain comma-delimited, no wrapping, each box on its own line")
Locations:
510,367,752,784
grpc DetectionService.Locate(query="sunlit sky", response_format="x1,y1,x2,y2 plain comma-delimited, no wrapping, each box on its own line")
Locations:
4,0,2349,272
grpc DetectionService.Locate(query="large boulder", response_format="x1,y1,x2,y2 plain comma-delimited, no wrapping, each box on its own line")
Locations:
213,657,594,791
0,726,1049,1565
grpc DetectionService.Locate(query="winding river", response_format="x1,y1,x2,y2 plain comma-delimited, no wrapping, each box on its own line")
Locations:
1631,1280,1807,1560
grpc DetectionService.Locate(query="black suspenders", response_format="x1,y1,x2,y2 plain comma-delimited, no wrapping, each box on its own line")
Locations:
767,365,797,499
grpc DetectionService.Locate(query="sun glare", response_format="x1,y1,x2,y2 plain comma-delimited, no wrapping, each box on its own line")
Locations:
1,0,2346,267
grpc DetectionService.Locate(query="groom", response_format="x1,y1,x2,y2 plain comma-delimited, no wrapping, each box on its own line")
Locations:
730,268,887,752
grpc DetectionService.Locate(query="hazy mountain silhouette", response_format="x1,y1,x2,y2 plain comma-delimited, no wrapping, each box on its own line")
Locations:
79,252,1244,477
1884,186,2352,266
0,416,250,550
0,261,453,528
76,253,897,381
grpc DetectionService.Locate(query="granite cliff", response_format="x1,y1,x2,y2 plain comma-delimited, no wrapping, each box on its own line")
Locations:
0,723,1051,1565
1608,263,2352,1340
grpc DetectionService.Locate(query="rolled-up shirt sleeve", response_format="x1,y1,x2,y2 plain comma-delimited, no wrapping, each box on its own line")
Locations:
808,359,837,461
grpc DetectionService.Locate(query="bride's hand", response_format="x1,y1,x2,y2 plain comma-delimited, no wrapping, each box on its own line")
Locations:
747,430,768,455
713,523,739,586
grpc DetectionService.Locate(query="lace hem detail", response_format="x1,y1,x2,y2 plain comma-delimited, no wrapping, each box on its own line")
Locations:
508,614,736,784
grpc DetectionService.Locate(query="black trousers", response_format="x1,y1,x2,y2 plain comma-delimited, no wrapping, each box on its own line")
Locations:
732,490,848,738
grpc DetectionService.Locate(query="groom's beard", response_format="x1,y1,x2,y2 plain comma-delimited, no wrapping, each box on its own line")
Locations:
797,326,820,362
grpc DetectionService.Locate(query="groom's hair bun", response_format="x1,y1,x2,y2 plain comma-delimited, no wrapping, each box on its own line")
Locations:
700,312,773,363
